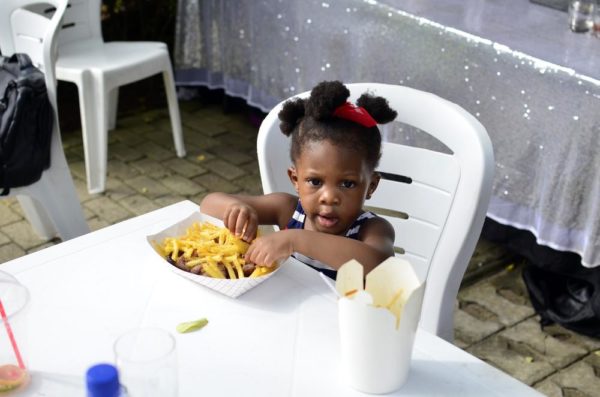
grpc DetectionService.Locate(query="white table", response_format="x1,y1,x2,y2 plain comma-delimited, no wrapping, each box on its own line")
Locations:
2,201,542,396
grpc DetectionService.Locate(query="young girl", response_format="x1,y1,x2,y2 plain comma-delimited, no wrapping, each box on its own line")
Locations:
200,81,398,278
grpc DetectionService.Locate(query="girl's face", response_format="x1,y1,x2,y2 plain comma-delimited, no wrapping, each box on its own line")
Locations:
288,139,379,235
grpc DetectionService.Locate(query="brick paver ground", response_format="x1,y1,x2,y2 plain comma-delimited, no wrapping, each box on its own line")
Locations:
1,99,598,396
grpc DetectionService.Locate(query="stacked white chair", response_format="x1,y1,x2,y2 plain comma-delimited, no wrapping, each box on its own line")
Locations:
257,83,495,341
0,0,89,241
50,0,186,194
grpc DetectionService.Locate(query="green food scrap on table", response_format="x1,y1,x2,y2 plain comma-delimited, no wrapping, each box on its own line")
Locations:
176,318,209,333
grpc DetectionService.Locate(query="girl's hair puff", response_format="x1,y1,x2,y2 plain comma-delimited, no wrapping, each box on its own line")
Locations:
278,81,397,170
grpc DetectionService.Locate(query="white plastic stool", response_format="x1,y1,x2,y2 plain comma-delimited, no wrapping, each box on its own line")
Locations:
54,0,186,194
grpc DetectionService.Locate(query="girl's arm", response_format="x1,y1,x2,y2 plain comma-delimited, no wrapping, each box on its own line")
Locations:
246,218,395,274
200,192,297,241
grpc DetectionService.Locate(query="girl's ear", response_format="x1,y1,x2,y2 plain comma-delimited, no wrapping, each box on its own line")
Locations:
366,172,381,200
288,167,299,193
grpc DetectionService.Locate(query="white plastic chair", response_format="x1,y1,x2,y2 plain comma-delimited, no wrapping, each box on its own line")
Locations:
51,0,186,194
257,83,494,341
0,0,89,241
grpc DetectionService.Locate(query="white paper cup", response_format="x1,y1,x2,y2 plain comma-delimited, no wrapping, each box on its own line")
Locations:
337,265,425,394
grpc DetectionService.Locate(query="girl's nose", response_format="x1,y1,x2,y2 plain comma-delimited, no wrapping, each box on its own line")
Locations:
319,186,340,205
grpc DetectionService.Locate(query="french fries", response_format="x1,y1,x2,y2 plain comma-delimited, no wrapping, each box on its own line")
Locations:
159,222,276,279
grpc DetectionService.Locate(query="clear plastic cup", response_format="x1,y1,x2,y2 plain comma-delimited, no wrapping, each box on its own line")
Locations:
0,271,17,284
114,327,177,397
0,278,30,394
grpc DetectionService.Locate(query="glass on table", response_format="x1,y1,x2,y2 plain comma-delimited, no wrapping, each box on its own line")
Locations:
113,327,177,397
568,0,596,32
0,278,30,394
0,271,17,284
594,1,600,35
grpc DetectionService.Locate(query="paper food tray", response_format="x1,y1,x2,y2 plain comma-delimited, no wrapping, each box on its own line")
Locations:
146,211,279,298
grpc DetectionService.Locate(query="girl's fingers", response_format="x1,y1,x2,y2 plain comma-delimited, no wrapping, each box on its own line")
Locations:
223,208,231,229
261,254,274,267
226,208,247,237
255,253,268,267
223,205,259,241
234,212,247,237
246,242,265,266
224,207,238,231
242,216,258,242
249,246,274,267
245,243,257,263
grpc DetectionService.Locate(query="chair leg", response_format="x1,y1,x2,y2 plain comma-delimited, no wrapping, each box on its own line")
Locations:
78,73,109,194
17,188,89,242
162,67,186,158
15,150,89,241
17,195,57,240
433,299,455,342
34,172,89,241
108,87,119,131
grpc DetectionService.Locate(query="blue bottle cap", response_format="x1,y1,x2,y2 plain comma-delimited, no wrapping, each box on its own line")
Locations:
86,363,120,397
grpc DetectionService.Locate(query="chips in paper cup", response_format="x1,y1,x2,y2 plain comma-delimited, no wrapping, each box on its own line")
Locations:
146,212,280,298
336,257,425,394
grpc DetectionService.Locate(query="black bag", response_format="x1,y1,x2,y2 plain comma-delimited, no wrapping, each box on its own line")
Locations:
482,218,600,338
0,53,53,196
523,261,600,338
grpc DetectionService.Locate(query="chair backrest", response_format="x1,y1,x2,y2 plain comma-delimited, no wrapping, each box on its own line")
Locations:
257,83,494,340
2,0,103,47
0,0,67,161
57,0,103,45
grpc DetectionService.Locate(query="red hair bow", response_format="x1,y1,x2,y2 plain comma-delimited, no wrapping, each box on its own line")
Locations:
333,102,377,128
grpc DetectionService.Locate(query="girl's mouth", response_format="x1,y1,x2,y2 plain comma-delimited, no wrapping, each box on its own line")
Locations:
316,214,339,228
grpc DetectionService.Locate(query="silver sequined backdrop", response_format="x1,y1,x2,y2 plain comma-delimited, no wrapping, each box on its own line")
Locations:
174,0,600,267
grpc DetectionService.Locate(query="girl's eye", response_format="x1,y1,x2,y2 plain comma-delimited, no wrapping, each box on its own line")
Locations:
341,180,356,188
307,178,322,187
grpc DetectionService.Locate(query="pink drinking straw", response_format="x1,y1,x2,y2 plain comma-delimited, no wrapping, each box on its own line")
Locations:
0,299,25,370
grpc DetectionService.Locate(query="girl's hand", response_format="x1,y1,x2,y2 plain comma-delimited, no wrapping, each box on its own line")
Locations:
245,230,295,267
223,203,258,242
